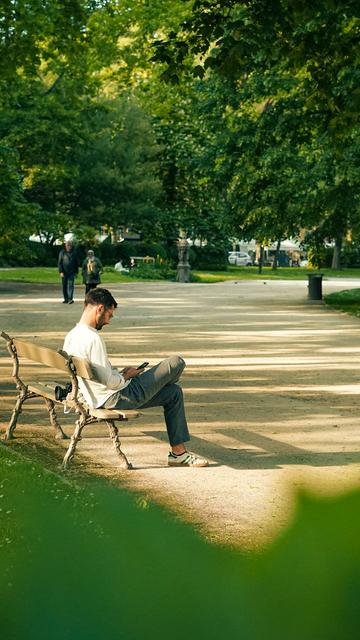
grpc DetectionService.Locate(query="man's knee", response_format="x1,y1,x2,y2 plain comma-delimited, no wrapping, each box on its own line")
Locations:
168,355,186,374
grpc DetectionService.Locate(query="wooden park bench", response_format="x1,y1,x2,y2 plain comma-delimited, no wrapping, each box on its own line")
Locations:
1,331,139,470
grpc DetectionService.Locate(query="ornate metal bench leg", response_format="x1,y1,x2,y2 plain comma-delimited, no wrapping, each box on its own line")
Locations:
62,418,85,469
107,420,133,470
44,398,69,440
5,392,26,440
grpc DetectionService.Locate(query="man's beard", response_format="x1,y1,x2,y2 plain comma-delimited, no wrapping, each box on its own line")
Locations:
95,310,106,330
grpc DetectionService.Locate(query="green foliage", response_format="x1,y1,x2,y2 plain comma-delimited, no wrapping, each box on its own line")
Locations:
1,0,359,260
128,263,176,280
340,242,360,268
0,0,91,255
0,0,88,95
0,0,165,258
141,75,236,244
2,445,360,639
189,245,228,271
96,240,169,266
152,0,360,248
0,146,36,259
74,99,163,235
4,241,60,268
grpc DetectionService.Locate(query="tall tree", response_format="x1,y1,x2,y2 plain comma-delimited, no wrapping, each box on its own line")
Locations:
0,0,168,251
152,0,360,257
0,146,36,259
0,0,93,250
74,98,163,239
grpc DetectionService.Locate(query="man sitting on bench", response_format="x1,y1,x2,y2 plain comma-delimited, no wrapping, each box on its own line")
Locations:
63,288,208,467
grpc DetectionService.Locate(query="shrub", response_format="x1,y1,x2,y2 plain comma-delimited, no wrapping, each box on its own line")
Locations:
189,245,228,271
128,263,176,280
0,241,60,267
97,240,168,267
340,243,360,268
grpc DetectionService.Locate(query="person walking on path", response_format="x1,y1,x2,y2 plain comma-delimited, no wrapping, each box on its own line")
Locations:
82,249,103,294
58,240,79,304
63,287,208,467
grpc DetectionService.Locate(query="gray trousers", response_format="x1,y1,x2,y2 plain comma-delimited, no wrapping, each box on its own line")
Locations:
103,356,190,447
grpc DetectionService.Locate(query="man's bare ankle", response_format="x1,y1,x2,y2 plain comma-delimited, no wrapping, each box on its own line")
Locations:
171,445,186,456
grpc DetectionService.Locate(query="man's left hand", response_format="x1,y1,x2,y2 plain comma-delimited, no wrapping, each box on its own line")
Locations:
121,367,141,380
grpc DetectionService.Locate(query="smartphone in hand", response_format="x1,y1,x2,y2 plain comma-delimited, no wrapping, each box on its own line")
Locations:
136,362,149,370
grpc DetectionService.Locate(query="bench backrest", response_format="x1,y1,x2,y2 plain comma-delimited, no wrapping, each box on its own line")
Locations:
9,338,93,379
14,339,69,372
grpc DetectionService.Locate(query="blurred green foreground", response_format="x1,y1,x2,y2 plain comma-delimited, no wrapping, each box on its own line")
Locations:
1,445,359,640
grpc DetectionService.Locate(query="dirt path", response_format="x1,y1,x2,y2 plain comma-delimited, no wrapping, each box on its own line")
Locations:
1,277,360,549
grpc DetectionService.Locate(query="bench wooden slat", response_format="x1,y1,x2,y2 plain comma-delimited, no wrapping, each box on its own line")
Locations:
89,408,140,421
70,356,94,379
28,383,140,421
14,340,69,372
28,383,58,401
64,398,139,421
13,341,93,380
58,350,94,379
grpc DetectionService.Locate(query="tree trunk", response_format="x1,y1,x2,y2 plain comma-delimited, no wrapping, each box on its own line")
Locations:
258,245,264,274
331,236,342,269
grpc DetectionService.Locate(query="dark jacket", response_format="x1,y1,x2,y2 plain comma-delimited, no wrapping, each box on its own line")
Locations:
82,256,103,284
58,249,79,276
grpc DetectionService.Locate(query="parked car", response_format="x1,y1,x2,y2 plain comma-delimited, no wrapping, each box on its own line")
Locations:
228,251,253,266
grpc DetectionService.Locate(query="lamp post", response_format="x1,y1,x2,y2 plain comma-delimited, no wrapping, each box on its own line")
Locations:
176,237,191,282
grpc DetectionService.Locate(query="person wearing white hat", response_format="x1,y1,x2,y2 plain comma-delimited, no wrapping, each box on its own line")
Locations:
58,240,79,304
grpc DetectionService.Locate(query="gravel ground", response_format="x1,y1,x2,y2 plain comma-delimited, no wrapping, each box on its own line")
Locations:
1,277,360,549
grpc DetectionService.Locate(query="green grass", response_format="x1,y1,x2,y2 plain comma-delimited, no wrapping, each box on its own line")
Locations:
1,265,360,285
0,267,63,283
192,266,360,283
324,288,360,317
0,267,135,284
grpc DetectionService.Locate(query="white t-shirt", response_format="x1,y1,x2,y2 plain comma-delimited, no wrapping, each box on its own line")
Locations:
63,323,130,408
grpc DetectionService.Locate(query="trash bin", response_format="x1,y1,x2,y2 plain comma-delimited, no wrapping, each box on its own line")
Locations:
307,273,323,300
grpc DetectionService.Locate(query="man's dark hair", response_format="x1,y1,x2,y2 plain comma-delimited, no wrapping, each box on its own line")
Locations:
85,288,117,309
